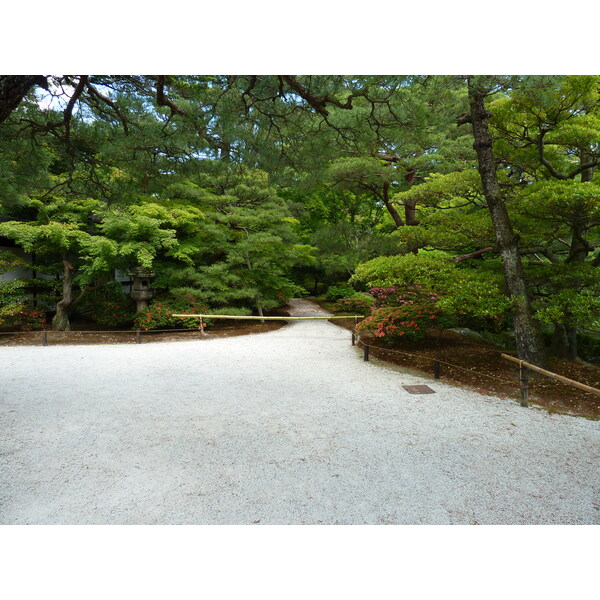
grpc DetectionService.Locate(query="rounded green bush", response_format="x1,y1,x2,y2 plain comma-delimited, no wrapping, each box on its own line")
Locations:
325,285,356,302
334,294,374,315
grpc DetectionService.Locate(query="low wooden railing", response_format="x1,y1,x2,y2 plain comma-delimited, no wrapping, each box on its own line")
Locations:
173,313,364,336
501,353,600,407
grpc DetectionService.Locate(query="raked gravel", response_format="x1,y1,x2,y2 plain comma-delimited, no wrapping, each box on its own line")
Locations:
1,299,598,525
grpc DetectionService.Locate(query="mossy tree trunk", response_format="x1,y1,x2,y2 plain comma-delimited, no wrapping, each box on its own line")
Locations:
51,259,74,331
465,78,547,367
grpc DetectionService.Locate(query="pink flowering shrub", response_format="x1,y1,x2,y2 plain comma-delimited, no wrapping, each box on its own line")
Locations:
356,285,442,343
18,308,47,331
133,295,210,330
90,298,136,327
79,283,135,327
370,285,441,309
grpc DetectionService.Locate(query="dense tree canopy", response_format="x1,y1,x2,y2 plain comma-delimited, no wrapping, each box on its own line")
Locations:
0,74,598,363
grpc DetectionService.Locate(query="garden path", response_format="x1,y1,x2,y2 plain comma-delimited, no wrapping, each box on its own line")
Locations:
0,299,598,524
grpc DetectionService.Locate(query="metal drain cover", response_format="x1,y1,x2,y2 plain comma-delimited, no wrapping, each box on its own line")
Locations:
403,385,436,394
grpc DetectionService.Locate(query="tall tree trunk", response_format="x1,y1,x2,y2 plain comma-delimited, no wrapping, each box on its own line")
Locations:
551,324,569,358
382,181,404,228
404,198,419,226
563,152,595,359
52,259,74,331
565,326,578,361
242,229,265,323
141,172,150,193
402,170,419,253
466,78,546,366
219,142,232,162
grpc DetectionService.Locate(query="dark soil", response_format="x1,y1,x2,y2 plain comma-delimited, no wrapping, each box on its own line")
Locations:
0,320,286,347
332,317,600,419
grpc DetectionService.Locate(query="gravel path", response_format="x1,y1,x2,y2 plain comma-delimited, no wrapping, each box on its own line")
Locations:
1,299,598,524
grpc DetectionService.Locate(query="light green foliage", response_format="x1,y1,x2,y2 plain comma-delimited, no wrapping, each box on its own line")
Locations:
100,202,185,268
518,180,600,228
326,157,391,191
487,77,600,351
525,260,600,328
435,270,512,320
0,197,120,286
352,252,456,289
534,289,600,330
393,170,484,208
0,197,122,330
0,279,27,327
491,75,600,180
393,209,495,254
207,306,252,317
325,285,356,302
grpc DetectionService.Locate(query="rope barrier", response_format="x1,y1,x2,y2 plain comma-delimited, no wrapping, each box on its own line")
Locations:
0,318,291,341
172,314,364,320
356,336,599,398
356,338,530,388
0,313,361,336
0,330,40,335
0,328,203,335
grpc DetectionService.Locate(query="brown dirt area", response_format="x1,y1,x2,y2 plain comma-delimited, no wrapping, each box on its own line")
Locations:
332,317,600,419
0,320,286,347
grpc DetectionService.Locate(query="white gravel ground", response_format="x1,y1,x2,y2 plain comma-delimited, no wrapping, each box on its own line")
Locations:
1,299,598,524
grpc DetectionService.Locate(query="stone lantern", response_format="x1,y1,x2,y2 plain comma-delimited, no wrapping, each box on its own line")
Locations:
129,267,156,313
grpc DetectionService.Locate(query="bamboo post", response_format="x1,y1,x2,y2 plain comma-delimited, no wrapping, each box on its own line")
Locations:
352,332,355,346
364,344,369,362
136,329,141,344
434,360,441,380
172,314,365,321
501,353,600,396
42,328,47,346
519,364,529,407
199,318,206,337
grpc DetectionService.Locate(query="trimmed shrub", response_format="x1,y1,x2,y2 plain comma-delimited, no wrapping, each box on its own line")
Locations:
325,285,356,302
370,285,441,309
214,307,253,317
352,253,456,289
334,294,374,315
